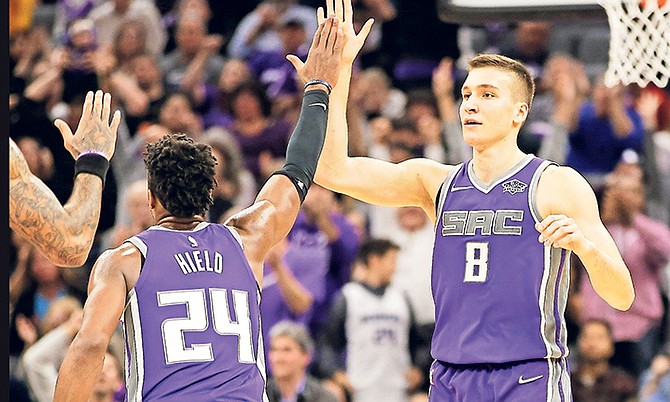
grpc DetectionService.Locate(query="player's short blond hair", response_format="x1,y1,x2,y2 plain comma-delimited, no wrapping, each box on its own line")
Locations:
467,54,535,108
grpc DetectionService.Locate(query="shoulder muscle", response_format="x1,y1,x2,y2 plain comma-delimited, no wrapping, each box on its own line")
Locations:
537,165,598,219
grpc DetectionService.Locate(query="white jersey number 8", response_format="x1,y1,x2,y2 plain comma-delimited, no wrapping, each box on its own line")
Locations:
157,288,255,364
464,242,489,283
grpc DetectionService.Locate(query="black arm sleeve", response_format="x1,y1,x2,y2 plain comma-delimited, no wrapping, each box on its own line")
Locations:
272,89,329,203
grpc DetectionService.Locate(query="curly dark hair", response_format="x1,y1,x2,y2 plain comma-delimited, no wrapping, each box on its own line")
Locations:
143,133,217,217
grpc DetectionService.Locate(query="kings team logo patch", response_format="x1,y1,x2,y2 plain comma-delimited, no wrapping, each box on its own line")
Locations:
502,179,528,195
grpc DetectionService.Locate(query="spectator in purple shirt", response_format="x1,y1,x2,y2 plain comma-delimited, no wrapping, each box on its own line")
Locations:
227,82,293,185
198,58,253,130
567,78,645,191
247,15,308,99
260,185,360,364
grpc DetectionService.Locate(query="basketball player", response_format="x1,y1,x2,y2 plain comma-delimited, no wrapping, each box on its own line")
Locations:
53,16,344,401
294,1,635,400
9,90,120,267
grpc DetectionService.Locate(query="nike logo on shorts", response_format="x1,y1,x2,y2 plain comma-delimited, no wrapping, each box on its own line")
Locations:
309,102,328,111
518,375,543,384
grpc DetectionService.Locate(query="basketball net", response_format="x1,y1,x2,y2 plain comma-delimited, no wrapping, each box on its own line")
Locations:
598,0,670,88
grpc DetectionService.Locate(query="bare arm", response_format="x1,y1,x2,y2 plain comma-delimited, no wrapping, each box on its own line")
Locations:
311,0,451,221
180,35,223,105
536,166,634,310
9,91,121,267
54,247,135,402
106,71,150,116
608,86,634,138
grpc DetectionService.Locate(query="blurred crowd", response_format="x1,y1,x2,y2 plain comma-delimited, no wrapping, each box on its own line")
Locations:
8,0,670,401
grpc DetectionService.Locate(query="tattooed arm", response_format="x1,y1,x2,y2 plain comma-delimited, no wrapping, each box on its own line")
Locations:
9,91,121,267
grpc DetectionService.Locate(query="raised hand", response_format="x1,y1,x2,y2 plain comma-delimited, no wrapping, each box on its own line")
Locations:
432,57,455,99
53,90,121,160
287,15,345,87
318,0,374,64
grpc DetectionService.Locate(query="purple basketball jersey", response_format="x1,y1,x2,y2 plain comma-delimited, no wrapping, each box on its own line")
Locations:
431,155,570,364
122,222,268,401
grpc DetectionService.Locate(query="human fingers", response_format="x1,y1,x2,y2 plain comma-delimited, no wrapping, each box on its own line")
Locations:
326,0,335,19
78,91,94,126
313,16,327,49
53,118,77,157
323,15,336,48
537,215,574,245
335,0,344,21
344,0,352,23
317,7,325,24
92,90,104,120
286,54,305,74
109,110,121,133
356,18,374,41
101,92,112,125
332,21,344,57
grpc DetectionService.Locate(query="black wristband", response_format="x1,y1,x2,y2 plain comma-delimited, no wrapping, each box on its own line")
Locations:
304,79,332,95
74,152,110,188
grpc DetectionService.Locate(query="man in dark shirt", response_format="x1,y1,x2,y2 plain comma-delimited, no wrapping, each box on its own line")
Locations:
571,319,638,402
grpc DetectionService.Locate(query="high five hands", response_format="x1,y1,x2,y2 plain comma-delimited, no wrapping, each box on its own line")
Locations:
287,0,375,85
287,15,345,88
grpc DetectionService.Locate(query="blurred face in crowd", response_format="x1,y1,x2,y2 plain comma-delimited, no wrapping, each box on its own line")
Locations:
159,94,196,132
232,90,263,120
406,101,437,124
92,352,124,398
115,22,146,59
176,16,206,57
360,69,391,112
602,164,646,224
278,22,306,54
218,59,251,93
269,335,310,380
179,0,212,22
592,76,628,118
69,19,96,51
370,249,399,285
131,55,161,89
578,321,614,364
516,21,551,57
125,180,153,228
397,206,428,232
113,0,132,13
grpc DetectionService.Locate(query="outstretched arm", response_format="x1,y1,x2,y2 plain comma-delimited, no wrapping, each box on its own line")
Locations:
309,0,452,220
54,246,133,402
536,166,634,310
226,16,345,282
9,91,121,267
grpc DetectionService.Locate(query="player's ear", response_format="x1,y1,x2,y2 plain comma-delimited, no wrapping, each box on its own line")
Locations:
147,189,156,209
513,102,529,125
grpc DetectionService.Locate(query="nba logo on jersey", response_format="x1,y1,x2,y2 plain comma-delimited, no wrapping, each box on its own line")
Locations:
502,179,527,195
